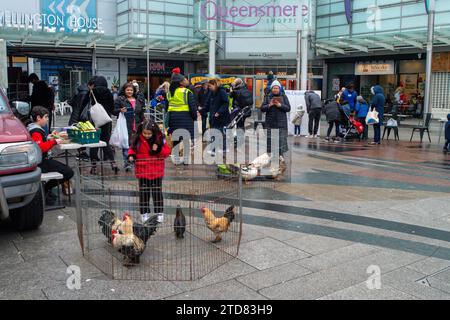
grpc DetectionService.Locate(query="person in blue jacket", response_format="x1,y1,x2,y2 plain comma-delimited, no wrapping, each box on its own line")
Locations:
355,95,369,140
343,83,358,112
369,85,385,145
443,113,450,152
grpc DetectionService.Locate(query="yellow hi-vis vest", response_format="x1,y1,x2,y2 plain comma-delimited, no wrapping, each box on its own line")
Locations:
167,87,191,112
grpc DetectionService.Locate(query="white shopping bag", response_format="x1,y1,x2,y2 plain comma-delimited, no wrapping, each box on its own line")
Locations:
110,113,129,149
90,91,112,129
366,108,380,125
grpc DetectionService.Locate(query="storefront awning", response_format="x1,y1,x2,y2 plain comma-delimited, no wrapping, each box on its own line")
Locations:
315,28,450,57
0,28,209,56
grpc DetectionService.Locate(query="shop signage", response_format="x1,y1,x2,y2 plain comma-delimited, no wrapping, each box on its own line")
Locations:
332,78,340,91
128,59,183,76
355,61,395,75
189,74,236,86
0,0,103,33
200,0,309,29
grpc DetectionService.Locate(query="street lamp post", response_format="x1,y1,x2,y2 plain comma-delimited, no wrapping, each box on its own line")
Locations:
423,0,435,120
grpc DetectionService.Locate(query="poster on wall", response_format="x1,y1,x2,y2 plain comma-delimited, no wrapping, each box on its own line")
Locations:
48,75,59,102
400,74,418,99
285,90,321,136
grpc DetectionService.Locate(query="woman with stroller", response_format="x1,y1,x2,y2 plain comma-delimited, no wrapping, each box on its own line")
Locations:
261,80,291,155
355,96,369,140
323,99,341,142
206,78,231,154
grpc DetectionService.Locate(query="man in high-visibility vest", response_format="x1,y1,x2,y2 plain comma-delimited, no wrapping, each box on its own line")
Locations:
166,72,197,150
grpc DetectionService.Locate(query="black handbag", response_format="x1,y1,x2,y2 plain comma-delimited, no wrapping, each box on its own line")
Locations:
79,100,92,122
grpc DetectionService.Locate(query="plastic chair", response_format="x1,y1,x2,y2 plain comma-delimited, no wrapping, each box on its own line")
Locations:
410,113,432,143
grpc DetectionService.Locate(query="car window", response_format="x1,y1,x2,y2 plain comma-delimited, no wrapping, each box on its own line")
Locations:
0,93,9,114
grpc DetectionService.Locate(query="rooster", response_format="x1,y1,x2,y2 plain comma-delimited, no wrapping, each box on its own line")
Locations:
174,205,186,239
98,211,159,265
201,205,236,243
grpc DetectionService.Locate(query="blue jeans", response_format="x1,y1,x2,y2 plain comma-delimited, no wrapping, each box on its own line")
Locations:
295,125,301,135
122,148,129,165
374,124,381,143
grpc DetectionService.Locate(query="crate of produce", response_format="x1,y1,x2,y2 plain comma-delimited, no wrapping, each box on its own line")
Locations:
68,129,101,144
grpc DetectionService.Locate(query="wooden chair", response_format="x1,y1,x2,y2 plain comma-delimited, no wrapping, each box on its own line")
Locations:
410,113,432,143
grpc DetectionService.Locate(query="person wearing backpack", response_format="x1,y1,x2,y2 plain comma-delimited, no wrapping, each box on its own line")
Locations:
230,78,253,131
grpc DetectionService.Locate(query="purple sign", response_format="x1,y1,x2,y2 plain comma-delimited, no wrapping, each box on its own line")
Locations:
344,0,352,24
201,0,308,28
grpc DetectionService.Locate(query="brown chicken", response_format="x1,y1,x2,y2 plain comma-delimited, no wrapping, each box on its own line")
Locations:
201,205,236,243
111,214,146,265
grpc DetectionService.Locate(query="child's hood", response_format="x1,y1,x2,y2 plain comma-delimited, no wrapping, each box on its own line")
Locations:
27,123,44,134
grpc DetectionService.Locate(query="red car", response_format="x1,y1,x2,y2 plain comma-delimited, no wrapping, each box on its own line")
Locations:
0,89,44,231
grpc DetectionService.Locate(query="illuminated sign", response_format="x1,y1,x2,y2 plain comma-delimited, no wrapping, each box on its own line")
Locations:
355,61,395,75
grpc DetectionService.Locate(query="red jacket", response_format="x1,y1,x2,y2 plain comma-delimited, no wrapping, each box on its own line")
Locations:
128,134,171,180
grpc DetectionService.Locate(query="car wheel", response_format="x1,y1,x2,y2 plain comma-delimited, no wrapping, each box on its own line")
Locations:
10,186,44,231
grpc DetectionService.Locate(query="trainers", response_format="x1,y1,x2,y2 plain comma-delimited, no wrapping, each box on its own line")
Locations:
141,213,151,223
156,213,164,223
324,137,330,141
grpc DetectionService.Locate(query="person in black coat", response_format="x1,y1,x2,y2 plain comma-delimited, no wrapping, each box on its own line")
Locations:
87,76,118,174
261,80,291,155
68,84,90,126
323,100,340,141
444,113,450,152
114,82,146,170
204,79,230,154
230,78,252,131
28,73,55,133
196,80,210,136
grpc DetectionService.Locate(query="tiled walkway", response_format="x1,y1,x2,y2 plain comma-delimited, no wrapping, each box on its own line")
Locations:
1,116,449,300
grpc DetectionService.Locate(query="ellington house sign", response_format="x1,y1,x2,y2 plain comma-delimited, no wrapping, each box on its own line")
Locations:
0,0,103,33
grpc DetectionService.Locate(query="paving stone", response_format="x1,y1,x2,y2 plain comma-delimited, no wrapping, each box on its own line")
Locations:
59,252,105,280
43,278,182,300
407,257,450,276
284,234,353,256
318,282,418,300
260,249,425,300
0,256,68,299
13,229,82,261
383,267,450,300
426,268,450,294
172,258,257,292
167,279,267,300
295,243,381,272
236,262,311,291
237,238,310,271
244,224,305,242
0,241,24,268
20,210,78,239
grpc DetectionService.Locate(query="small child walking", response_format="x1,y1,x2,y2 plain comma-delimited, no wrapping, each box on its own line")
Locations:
128,119,171,223
444,114,450,153
291,105,305,136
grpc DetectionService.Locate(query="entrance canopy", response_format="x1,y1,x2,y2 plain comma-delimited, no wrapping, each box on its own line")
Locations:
0,28,208,57
315,28,450,57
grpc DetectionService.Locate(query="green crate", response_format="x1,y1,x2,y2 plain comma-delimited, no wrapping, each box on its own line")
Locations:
67,129,101,144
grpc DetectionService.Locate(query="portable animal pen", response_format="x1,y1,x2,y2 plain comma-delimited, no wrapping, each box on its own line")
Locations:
75,137,291,281
75,160,244,281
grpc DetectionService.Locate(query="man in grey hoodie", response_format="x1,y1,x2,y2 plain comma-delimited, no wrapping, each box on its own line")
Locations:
305,91,322,138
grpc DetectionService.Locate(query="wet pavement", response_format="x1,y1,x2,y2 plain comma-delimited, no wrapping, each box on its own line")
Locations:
1,116,450,300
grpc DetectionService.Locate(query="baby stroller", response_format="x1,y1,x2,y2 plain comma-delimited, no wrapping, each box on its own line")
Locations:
338,105,364,140
226,106,252,146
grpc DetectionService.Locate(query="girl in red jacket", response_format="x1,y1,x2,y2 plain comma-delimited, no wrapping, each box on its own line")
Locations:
128,119,171,223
